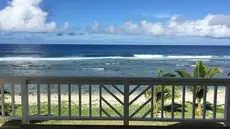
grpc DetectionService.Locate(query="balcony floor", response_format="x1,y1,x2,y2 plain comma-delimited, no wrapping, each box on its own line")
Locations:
19,124,226,129
0,122,227,129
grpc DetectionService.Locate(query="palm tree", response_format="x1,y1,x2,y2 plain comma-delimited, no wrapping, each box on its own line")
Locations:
175,60,221,115
145,68,179,113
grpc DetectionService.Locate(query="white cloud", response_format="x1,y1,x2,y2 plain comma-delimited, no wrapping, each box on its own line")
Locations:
92,21,100,32
141,20,164,35
63,22,69,30
91,21,119,34
123,21,141,34
105,25,116,34
167,14,230,38
0,0,56,32
92,14,230,38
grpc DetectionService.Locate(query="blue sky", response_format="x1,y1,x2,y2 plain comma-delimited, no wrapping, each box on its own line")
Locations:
0,0,230,45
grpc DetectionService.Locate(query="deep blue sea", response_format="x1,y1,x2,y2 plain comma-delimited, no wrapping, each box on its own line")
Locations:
0,44,230,77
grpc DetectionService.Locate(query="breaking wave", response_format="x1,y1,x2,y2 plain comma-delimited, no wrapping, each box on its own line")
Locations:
0,54,229,61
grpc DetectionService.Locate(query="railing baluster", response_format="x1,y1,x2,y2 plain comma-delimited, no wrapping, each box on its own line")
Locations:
224,84,230,127
213,85,218,119
182,85,186,119
79,85,82,117
89,84,92,117
68,84,71,117
151,84,154,119
192,86,196,119
58,84,61,117
47,84,51,116
37,84,40,115
1,84,5,117
11,84,15,116
124,81,129,125
99,85,102,117
21,80,29,124
202,85,207,119
161,85,164,118
171,85,175,119
0,77,227,125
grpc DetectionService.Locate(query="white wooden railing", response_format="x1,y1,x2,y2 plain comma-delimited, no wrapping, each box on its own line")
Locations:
0,76,230,126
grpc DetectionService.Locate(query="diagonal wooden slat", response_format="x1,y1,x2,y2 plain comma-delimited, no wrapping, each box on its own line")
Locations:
129,85,141,96
129,86,151,106
112,84,124,95
130,98,152,118
141,108,152,119
101,97,123,117
101,108,112,118
102,85,124,105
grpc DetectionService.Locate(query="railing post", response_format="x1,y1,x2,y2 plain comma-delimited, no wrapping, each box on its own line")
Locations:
224,84,230,127
21,79,29,124
124,81,129,126
1,83,5,117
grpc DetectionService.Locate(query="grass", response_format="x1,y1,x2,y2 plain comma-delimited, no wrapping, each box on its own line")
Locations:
0,101,225,126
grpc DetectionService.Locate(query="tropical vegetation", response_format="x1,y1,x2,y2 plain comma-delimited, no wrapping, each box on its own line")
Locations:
175,60,221,115
145,67,180,113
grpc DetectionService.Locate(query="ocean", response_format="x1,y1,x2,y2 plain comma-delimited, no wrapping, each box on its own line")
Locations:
0,44,230,77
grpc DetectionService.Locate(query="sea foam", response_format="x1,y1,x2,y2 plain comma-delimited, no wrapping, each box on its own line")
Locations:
0,55,228,61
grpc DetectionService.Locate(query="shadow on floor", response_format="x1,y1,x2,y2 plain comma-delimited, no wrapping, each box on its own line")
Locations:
0,120,225,129
0,120,46,129
20,123,225,129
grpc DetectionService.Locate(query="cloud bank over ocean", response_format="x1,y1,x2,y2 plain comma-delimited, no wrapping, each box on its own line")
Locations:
0,0,230,45
92,14,230,38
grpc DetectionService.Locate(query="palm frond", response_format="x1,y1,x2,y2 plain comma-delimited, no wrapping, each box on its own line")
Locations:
193,60,206,77
175,70,192,77
206,67,221,78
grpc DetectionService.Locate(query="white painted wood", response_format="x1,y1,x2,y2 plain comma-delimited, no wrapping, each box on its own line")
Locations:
11,84,15,116
21,79,29,124
1,84,5,117
0,76,229,125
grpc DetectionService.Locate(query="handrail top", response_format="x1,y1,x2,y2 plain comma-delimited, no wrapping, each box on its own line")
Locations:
0,76,230,85
0,75,229,79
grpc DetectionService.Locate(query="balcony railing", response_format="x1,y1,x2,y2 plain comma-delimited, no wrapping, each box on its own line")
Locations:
0,76,230,126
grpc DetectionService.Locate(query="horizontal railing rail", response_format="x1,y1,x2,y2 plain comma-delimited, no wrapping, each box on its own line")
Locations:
0,76,230,126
